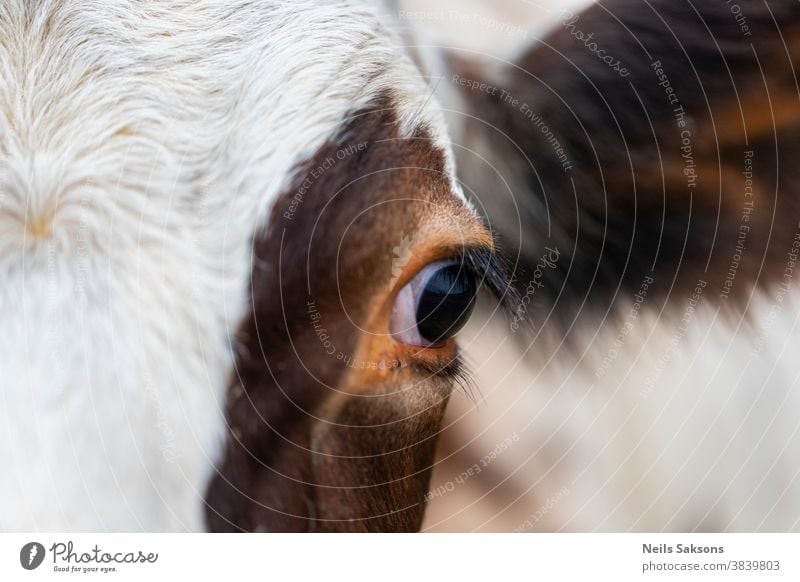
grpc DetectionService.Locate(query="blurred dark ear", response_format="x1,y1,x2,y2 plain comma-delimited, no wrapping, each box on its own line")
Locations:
447,0,800,319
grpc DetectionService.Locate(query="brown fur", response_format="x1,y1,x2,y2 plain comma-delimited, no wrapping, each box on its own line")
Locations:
204,92,492,531
452,0,800,326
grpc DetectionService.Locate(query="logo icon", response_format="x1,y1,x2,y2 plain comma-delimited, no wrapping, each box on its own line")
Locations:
20,542,45,570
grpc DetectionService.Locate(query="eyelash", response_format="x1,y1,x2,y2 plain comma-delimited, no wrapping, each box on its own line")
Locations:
390,244,516,393
461,246,520,317
403,350,479,401
377,227,519,405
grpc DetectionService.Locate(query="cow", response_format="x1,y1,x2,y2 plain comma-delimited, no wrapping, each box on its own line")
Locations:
2,0,800,533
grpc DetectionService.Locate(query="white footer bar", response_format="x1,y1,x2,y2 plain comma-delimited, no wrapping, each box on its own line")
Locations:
1,533,796,581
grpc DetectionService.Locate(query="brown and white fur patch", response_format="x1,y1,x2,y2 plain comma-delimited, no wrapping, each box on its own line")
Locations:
416,0,800,531
0,0,481,531
6,0,800,534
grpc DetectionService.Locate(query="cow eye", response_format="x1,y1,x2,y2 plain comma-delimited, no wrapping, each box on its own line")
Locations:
390,260,477,347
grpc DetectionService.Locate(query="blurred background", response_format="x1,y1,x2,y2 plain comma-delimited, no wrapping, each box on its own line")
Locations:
388,0,800,533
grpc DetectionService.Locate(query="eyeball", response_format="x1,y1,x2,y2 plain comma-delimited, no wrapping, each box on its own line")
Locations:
390,260,477,347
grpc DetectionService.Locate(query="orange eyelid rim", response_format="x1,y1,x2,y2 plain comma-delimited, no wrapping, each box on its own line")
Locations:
340,239,493,391
387,224,494,292
348,230,493,380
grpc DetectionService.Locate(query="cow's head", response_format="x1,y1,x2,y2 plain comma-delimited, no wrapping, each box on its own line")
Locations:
0,1,512,531
204,88,516,531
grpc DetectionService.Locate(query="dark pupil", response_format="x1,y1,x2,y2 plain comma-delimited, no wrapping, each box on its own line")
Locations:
415,264,477,344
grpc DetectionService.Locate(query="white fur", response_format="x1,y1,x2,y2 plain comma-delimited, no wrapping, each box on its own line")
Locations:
0,0,458,531
428,290,800,531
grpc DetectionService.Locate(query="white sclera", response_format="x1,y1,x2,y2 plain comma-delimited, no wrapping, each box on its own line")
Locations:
389,260,461,347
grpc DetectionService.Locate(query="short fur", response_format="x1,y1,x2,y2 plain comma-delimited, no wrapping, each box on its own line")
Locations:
0,0,466,531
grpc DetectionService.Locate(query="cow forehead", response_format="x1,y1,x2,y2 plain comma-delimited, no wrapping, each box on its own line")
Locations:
0,0,463,259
